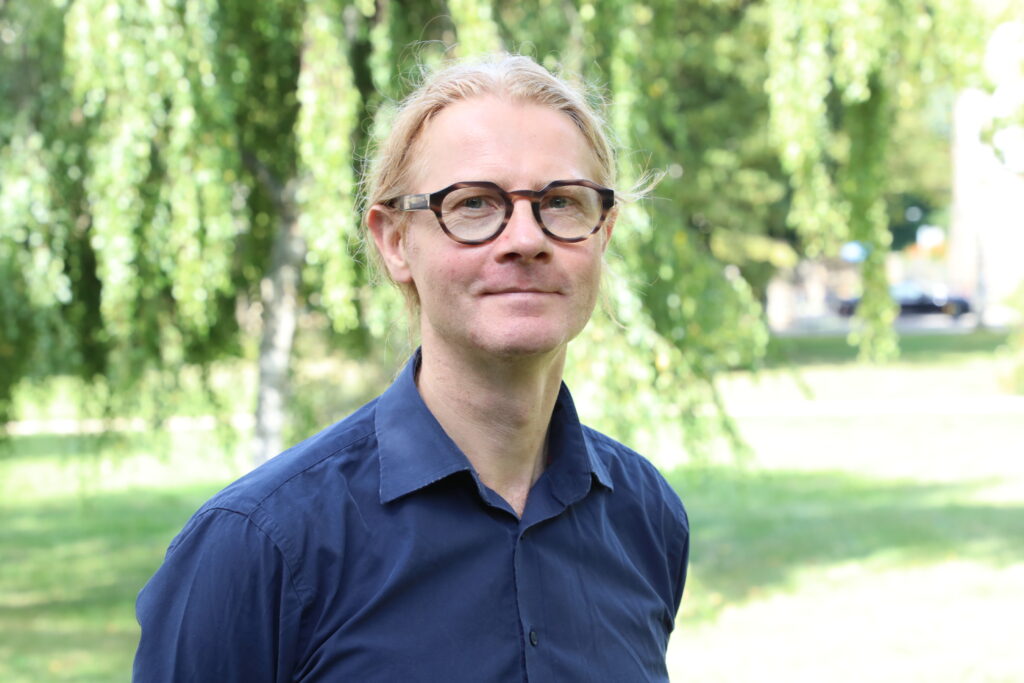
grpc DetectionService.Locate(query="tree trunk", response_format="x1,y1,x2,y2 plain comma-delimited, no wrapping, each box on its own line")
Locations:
248,153,304,465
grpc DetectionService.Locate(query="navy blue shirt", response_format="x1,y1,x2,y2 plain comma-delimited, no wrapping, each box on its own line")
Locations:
134,353,689,682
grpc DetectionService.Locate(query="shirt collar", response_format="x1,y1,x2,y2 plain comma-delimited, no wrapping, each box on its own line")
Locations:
375,350,613,505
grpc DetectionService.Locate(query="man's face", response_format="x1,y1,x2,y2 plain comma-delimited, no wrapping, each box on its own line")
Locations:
373,95,614,362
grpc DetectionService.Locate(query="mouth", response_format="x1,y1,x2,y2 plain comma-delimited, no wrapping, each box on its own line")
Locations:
484,288,560,296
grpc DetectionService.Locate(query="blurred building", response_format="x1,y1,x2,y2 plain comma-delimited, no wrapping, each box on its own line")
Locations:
948,20,1024,327
765,259,859,332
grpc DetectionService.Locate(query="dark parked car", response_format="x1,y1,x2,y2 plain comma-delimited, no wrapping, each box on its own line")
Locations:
838,283,971,318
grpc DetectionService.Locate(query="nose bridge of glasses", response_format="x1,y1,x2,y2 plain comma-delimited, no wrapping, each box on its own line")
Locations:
507,188,543,200
504,189,546,230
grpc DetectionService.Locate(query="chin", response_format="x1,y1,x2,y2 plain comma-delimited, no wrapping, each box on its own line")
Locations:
472,326,579,359
486,342,563,359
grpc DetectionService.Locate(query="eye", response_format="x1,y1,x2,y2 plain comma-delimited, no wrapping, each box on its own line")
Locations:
547,196,572,209
459,196,489,210
446,190,503,212
543,192,582,211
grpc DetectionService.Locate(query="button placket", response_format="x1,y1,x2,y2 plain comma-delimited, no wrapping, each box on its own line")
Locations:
515,525,543,676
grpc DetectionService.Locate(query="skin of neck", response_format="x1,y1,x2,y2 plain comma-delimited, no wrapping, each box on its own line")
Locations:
415,332,567,518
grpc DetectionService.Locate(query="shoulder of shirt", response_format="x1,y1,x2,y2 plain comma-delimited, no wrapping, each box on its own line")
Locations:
580,424,688,526
190,397,380,521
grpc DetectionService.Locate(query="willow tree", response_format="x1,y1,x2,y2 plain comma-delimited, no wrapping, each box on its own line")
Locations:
480,0,990,453
762,0,989,358
493,0,989,362
0,0,486,461
0,0,996,464
1,0,363,461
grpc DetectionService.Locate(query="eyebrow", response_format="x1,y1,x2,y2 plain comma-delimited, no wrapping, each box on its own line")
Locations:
443,177,592,192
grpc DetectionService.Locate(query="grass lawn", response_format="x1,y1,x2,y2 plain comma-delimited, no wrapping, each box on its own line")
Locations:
1,330,1022,681
765,327,1014,367
0,434,242,682
664,329,1024,681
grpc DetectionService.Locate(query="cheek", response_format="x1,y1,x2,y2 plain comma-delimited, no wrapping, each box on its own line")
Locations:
577,249,605,286
439,257,466,281
406,251,470,303
577,255,606,313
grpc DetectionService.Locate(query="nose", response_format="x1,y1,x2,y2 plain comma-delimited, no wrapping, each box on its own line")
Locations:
494,198,552,262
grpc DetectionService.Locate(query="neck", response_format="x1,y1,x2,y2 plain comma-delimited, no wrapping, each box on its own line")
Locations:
416,340,567,517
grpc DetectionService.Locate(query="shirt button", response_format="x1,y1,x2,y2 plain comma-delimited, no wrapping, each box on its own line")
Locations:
529,629,539,646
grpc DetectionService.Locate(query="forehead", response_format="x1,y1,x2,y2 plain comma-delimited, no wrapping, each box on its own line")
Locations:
410,96,600,191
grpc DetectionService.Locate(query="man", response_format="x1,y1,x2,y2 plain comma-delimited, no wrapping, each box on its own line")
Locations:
134,54,689,682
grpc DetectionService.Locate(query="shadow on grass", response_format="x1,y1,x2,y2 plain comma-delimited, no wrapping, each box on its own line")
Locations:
665,466,1024,622
765,328,1012,367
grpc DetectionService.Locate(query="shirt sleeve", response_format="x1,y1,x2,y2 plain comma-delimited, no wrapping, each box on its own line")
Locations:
658,479,690,620
672,507,690,612
133,508,305,682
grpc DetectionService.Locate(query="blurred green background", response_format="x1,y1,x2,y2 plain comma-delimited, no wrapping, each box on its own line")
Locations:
2,0,1023,680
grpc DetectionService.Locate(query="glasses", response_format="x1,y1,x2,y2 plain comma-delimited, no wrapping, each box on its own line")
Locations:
384,180,615,245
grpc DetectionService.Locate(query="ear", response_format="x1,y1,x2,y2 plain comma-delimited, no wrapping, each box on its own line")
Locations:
367,204,414,284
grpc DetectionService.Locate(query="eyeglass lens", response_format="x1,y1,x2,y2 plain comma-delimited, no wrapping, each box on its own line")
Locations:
440,185,603,242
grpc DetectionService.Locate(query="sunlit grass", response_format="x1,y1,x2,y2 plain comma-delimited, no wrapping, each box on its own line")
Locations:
669,560,1024,682
0,432,244,504
663,330,1024,681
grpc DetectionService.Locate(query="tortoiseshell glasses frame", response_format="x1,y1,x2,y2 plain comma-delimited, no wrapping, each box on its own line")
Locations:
383,179,615,245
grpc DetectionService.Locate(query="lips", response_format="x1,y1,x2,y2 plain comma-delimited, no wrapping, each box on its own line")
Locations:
485,287,559,295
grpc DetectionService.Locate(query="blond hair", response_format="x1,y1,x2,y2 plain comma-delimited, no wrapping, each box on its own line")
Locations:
360,54,618,304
